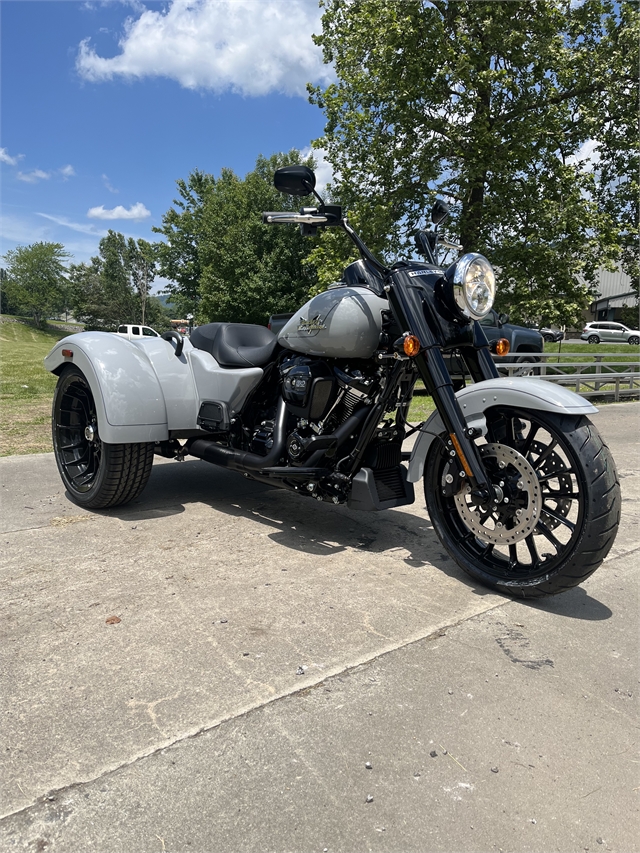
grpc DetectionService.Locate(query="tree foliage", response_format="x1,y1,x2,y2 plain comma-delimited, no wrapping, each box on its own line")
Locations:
588,1,640,291
69,230,167,331
154,151,320,325
2,242,70,326
310,0,638,325
153,170,215,319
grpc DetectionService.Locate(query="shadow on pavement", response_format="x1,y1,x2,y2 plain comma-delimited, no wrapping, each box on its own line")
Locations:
88,457,494,594
87,458,614,618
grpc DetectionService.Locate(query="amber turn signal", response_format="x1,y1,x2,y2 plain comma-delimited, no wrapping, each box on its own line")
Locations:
61,349,73,358
494,338,510,356
403,335,421,357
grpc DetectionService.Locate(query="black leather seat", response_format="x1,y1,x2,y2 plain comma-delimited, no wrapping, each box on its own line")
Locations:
190,323,278,368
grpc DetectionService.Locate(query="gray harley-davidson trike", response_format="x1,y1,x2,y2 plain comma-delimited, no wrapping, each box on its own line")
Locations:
45,165,620,598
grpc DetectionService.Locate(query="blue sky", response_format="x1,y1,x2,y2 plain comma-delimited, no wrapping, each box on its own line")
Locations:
1,0,333,280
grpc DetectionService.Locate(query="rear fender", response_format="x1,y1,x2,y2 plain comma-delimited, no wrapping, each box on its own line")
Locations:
45,332,170,444
407,378,597,484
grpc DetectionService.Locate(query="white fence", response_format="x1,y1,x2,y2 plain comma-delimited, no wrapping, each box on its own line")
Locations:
494,351,640,401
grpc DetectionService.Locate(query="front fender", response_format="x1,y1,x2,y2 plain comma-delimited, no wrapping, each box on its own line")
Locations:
407,377,598,484
45,332,169,444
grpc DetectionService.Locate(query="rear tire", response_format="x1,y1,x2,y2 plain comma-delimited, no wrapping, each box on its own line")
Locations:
52,367,154,509
587,334,600,345
425,408,620,598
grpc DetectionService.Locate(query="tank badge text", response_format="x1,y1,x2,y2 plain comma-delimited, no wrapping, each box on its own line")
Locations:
297,315,327,333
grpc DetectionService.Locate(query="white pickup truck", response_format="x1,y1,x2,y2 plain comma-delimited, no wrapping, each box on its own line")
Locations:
115,325,160,340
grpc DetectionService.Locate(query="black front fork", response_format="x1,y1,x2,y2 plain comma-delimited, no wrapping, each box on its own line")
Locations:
387,279,493,494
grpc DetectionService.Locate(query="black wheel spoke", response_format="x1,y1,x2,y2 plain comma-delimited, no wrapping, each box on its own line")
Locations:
544,489,579,500
59,439,85,452
535,520,563,551
537,469,575,484
520,424,540,458
542,506,575,532
532,439,558,470
525,534,541,566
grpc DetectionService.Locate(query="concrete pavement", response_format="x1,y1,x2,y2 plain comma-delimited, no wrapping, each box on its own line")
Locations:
0,403,638,852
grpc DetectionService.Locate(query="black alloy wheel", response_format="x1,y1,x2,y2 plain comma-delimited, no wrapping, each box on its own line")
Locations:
425,407,620,597
52,366,154,508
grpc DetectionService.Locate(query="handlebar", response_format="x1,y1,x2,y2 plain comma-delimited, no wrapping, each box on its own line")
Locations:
439,237,463,252
262,211,330,225
262,207,389,276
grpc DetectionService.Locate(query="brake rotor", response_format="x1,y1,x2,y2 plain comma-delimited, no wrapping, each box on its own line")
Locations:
452,443,541,546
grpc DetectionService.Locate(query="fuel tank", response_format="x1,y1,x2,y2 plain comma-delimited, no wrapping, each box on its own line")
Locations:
278,286,388,358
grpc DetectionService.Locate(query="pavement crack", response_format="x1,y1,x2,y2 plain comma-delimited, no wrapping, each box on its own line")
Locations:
0,599,509,823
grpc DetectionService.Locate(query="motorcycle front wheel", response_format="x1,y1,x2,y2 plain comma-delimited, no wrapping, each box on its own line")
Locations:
425,408,620,597
52,366,154,509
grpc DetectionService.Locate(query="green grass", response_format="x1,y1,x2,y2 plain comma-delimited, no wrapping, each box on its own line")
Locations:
0,321,75,455
541,341,639,376
544,340,639,358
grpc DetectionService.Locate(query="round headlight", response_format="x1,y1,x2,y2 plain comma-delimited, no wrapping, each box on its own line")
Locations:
450,253,496,320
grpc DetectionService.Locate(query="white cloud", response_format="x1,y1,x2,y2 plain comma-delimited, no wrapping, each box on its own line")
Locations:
60,165,76,178
0,214,50,249
567,139,600,168
36,213,106,236
300,145,334,193
76,0,333,97
17,169,51,183
87,202,151,220
102,174,119,193
0,147,23,166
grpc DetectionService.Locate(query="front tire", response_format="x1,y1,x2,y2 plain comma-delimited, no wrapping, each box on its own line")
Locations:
52,367,154,509
425,408,620,597
628,335,639,346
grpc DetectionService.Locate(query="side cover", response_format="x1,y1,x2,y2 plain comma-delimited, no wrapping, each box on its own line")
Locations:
407,377,598,483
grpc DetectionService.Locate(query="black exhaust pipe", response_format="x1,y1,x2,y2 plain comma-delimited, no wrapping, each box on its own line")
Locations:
187,399,370,475
187,397,289,472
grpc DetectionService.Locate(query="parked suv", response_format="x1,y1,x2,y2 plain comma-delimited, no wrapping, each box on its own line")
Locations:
580,322,640,345
539,326,565,343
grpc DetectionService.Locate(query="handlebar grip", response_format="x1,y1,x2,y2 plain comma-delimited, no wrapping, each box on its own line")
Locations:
262,212,298,224
262,211,330,225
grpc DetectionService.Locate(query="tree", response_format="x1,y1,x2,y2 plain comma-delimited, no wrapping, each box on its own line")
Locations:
69,231,158,330
154,151,320,325
588,1,639,290
126,238,156,325
310,0,638,326
153,170,215,319
2,242,70,326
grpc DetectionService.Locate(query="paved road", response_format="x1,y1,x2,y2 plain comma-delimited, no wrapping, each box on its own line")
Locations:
1,403,638,852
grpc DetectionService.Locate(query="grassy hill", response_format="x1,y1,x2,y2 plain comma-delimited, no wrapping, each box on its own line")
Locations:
0,320,75,455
